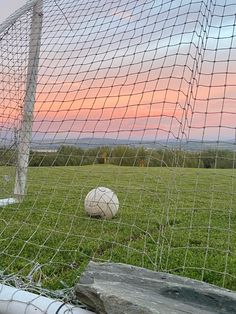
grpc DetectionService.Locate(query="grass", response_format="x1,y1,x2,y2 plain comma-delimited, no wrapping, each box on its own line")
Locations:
0,164,236,291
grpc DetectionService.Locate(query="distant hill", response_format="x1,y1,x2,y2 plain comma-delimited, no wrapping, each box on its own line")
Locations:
1,133,235,151
28,137,236,152
30,138,156,150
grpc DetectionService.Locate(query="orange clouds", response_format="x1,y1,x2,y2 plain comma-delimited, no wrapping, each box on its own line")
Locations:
5,60,231,141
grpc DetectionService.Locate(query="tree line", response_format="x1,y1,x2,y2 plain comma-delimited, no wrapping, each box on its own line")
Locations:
0,145,235,169
27,145,236,169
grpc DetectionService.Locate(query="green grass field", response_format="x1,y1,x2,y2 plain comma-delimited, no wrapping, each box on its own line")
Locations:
0,165,236,291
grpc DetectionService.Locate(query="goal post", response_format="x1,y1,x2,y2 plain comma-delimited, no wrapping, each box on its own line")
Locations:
0,0,40,35
14,0,43,200
0,0,43,206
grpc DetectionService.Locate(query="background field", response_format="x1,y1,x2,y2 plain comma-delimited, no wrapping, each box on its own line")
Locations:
0,165,236,291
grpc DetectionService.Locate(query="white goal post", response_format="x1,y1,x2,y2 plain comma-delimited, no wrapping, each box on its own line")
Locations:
0,0,43,206
14,0,43,200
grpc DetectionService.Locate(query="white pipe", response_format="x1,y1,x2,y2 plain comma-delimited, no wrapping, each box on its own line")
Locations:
14,0,43,200
0,0,39,35
0,198,18,207
0,284,94,314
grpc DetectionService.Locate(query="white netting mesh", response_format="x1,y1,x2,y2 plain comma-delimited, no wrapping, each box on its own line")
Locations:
0,0,236,305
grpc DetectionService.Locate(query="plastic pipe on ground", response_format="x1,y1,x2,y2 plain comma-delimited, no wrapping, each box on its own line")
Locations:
0,284,94,314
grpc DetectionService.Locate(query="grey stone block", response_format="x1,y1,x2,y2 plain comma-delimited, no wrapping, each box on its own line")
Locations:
75,262,236,314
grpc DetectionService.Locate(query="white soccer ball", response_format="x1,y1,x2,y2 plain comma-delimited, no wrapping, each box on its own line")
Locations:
84,187,119,219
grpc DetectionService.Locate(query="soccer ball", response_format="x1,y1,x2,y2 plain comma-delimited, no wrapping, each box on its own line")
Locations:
84,187,119,219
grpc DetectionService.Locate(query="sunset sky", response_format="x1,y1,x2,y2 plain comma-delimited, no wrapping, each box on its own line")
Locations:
1,0,236,144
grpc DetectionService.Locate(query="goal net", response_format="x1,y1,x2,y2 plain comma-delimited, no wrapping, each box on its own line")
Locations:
0,0,236,310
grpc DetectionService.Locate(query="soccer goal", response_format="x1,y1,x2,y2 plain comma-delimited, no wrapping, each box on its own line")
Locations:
0,0,236,312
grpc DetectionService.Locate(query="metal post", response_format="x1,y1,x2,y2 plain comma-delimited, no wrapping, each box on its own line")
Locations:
14,0,43,200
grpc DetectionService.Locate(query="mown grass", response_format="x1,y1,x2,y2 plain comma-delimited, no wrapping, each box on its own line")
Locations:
0,165,236,291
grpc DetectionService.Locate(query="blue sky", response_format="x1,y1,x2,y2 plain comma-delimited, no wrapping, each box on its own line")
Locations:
0,0,26,23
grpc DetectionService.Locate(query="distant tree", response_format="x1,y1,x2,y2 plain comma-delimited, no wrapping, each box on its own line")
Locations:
215,150,235,169
96,146,111,164
135,147,148,167
200,150,215,168
110,146,138,166
27,145,236,169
